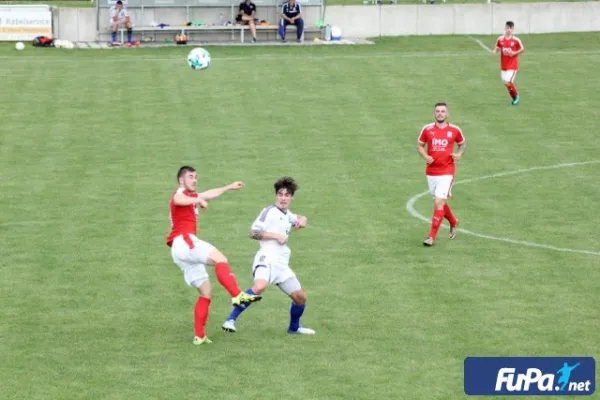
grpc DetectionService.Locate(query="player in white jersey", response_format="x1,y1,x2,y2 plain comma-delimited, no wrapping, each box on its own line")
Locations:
222,177,315,335
109,0,136,46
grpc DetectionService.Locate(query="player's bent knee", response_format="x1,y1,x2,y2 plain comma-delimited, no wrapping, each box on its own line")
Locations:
290,289,307,305
252,279,268,295
195,280,212,298
207,248,227,265
278,276,302,297
434,198,446,209
198,287,212,299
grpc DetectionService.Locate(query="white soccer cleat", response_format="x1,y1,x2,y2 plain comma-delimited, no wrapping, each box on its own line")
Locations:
221,319,237,333
288,326,315,335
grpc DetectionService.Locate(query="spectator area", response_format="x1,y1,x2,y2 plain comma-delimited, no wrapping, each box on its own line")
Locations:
96,0,326,43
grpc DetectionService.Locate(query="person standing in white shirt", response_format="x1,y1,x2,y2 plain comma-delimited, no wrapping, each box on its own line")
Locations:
222,177,315,335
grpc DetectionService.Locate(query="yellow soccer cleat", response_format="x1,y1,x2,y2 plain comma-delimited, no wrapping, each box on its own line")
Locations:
193,336,213,345
231,292,262,306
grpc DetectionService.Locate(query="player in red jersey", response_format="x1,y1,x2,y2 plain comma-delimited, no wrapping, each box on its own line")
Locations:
492,21,524,105
167,166,262,345
417,103,466,247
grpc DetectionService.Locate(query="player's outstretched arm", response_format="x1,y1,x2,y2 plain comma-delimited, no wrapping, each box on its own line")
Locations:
198,181,244,201
173,192,208,209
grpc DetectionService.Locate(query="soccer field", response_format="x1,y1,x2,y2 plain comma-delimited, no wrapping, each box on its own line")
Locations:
1,33,599,399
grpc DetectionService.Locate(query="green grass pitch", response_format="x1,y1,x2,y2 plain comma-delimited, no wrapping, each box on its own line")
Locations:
1,33,599,400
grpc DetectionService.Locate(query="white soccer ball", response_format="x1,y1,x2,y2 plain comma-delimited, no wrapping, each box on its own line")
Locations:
187,47,211,71
15,42,24,51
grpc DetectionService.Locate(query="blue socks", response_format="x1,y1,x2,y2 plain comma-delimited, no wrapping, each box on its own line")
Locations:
111,30,132,43
227,290,306,333
288,303,305,332
227,288,255,321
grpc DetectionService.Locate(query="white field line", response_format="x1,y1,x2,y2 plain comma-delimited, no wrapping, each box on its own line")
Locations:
0,49,600,63
406,161,600,257
470,37,493,53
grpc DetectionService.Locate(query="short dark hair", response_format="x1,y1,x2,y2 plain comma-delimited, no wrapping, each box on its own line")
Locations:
434,102,448,109
116,0,123,4
177,166,195,180
506,21,514,28
274,176,298,196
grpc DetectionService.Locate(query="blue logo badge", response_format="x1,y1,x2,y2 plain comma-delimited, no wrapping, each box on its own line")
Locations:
464,357,596,396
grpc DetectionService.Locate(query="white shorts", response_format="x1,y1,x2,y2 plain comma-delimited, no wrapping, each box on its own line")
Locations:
252,251,297,286
171,234,215,288
501,70,517,84
427,175,454,200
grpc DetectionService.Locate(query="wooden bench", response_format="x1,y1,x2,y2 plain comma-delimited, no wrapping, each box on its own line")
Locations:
254,24,323,42
117,25,241,43
118,23,322,43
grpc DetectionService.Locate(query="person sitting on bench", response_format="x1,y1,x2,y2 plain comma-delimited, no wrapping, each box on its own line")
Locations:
110,1,134,46
279,0,304,43
237,0,258,42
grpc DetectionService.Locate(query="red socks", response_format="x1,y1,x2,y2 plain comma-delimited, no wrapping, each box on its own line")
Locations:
507,83,518,99
194,296,211,338
443,203,457,226
215,262,242,297
194,262,242,338
428,209,445,239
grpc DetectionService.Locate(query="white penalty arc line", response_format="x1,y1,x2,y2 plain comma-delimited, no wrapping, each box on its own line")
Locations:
406,161,600,256
470,37,493,54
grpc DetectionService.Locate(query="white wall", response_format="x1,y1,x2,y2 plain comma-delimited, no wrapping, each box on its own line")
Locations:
53,2,600,42
53,7,98,42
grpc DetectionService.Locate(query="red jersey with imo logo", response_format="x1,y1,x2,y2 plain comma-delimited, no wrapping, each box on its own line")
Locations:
418,123,465,176
166,187,199,248
496,35,523,71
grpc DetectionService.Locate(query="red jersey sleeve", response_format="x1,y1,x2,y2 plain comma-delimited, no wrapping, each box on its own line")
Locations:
455,128,465,144
173,188,198,202
418,127,428,144
514,37,523,51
